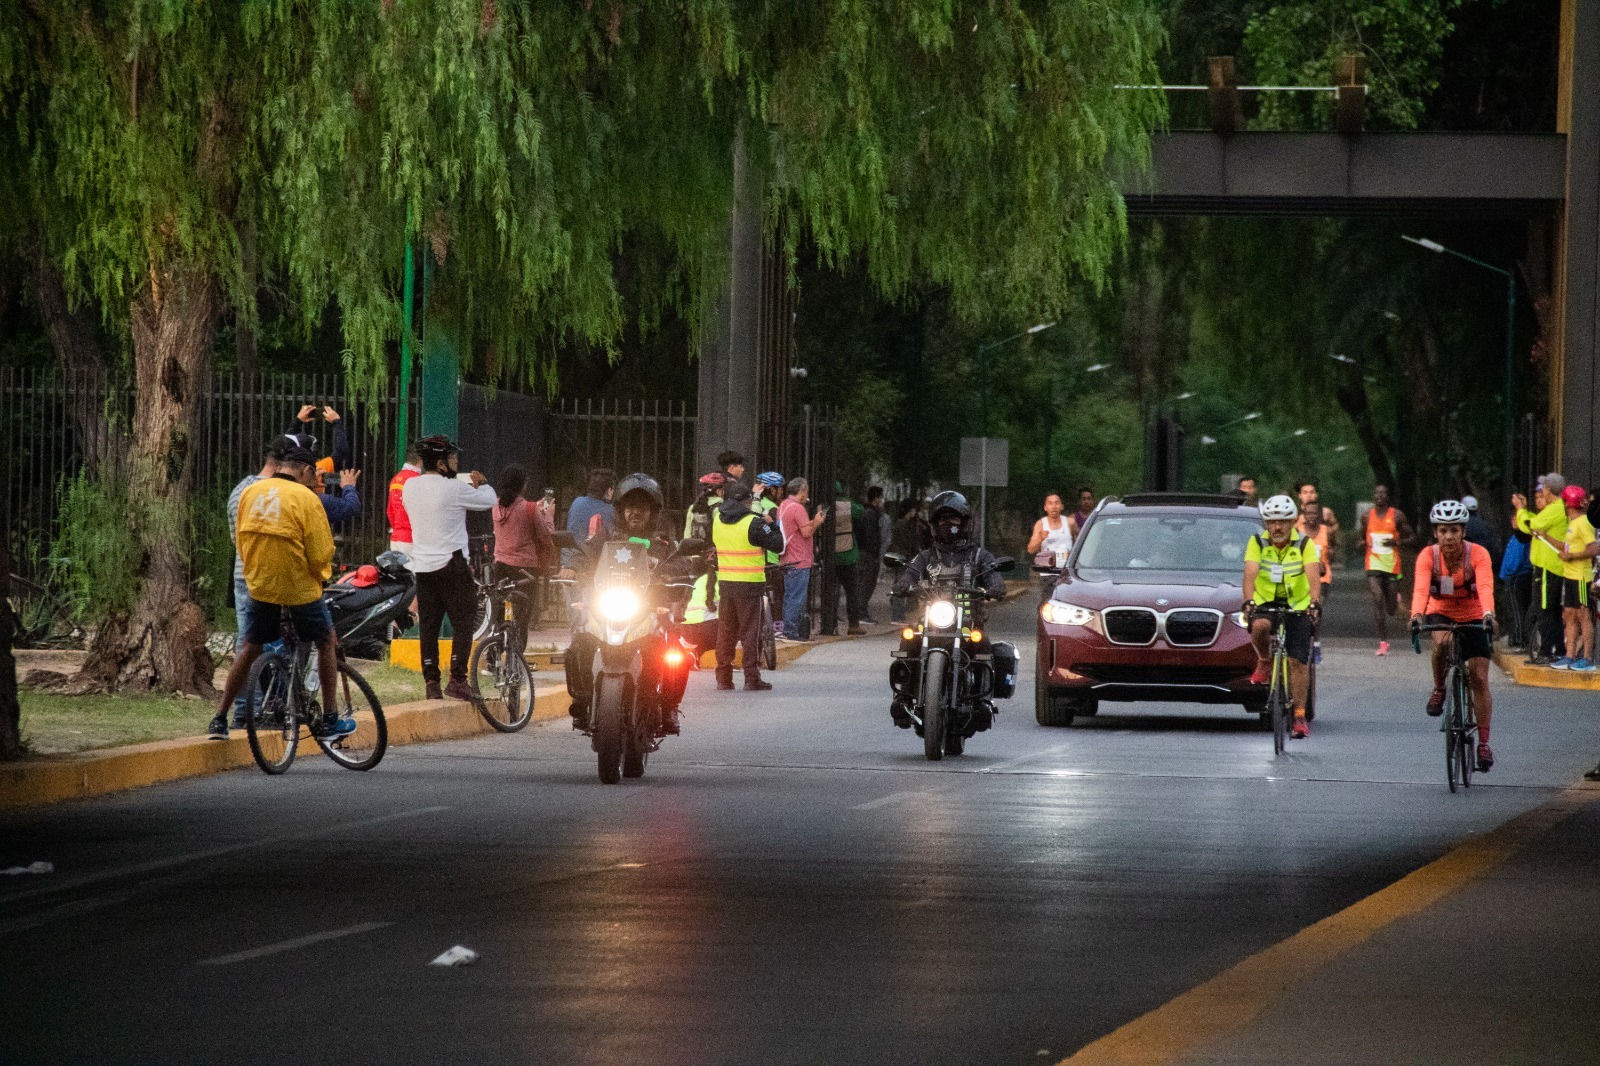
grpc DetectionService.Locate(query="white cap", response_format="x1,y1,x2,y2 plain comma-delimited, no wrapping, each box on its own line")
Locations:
1462,495,1479,511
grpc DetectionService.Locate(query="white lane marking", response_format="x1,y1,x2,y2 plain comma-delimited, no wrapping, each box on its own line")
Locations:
0,806,451,908
198,922,391,967
0,893,133,937
977,743,1072,774
852,790,926,810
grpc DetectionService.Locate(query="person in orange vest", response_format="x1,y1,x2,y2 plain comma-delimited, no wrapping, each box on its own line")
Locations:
1362,484,1414,655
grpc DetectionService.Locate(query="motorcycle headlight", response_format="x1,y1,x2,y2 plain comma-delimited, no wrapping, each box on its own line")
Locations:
925,600,958,630
1041,600,1094,626
597,587,642,625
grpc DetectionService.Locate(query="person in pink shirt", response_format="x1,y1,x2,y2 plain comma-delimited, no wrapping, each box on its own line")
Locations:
777,477,827,641
492,465,557,650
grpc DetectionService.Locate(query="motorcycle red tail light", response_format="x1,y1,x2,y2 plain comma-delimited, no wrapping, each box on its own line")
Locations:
664,647,685,667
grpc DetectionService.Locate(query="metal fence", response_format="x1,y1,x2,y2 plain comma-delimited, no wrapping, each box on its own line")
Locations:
546,398,699,515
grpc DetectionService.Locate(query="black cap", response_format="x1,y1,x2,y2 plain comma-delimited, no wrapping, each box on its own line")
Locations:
277,446,317,467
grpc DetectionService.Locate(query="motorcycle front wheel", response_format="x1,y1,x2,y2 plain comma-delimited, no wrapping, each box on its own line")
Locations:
921,648,949,761
592,675,625,784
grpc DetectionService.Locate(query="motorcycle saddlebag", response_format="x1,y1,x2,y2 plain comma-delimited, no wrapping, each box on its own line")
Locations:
989,641,1018,699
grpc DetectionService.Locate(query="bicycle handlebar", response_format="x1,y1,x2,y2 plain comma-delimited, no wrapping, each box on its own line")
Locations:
1410,618,1490,654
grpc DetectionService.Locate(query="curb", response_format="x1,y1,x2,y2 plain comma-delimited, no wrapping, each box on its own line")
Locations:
1492,647,1600,690
0,687,570,814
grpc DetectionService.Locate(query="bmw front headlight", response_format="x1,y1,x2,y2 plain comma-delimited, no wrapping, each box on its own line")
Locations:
925,599,958,630
1040,600,1094,626
598,587,642,626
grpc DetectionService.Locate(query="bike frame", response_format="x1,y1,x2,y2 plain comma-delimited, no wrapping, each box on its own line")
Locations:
1414,620,1483,791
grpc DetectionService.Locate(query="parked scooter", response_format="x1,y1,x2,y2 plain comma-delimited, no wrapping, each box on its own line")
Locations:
885,553,1018,759
324,550,416,660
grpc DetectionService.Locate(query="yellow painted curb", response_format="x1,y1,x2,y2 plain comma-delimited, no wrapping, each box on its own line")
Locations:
0,688,566,814
388,638,562,674
1492,647,1600,689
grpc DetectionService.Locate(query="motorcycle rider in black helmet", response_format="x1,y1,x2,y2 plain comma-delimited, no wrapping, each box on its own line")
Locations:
564,472,702,735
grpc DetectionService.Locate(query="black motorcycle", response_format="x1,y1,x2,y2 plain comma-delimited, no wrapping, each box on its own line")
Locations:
324,550,415,660
886,555,1018,759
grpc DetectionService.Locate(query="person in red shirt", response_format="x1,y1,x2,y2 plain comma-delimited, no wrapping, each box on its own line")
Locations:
1409,499,1498,771
388,443,423,555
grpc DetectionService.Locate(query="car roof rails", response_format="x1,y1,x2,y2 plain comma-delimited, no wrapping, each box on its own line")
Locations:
1110,492,1252,509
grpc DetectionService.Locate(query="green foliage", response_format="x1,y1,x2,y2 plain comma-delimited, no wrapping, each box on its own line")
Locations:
51,470,141,626
1243,0,1460,129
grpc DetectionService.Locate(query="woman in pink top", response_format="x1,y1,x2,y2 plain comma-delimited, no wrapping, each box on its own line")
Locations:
492,465,557,646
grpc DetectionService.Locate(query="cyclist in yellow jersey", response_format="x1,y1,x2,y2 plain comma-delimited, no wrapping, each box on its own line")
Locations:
1243,495,1324,739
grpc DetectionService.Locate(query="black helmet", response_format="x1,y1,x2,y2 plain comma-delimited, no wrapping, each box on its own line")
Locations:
414,435,457,466
615,472,664,512
929,490,971,521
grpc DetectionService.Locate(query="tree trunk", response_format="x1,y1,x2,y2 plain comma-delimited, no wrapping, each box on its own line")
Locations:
71,263,218,697
33,254,125,479
0,464,23,760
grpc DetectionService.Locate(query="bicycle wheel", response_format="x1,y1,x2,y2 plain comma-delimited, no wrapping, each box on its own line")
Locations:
761,596,778,671
469,635,535,732
316,661,388,770
1444,668,1462,793
921,648,949,761
1268,656,1288,757
245,652,299,775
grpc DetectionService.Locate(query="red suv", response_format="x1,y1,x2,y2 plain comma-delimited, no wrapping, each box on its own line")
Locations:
1034,493,1266,727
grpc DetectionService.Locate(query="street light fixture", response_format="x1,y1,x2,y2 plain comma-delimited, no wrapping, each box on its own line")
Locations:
1329,353,1356,365
1084,363,1110,373
1293,428,1308,436
1174,391,1196,401
1401,234,1516,492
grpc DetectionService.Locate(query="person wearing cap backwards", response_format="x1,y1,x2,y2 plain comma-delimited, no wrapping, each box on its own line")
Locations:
209,446,352,740
403,436,496,701
1550,486,1598,670
1410,500,1499,770
713,480,786,691
1244,495,1323,740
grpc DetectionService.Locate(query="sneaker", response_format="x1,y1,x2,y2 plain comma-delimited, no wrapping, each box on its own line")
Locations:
1249,660,1270,686
444,678,475,701
1291,715,1309,740
1551,657,1574,670
715,678,735,691
1477,743,1494,772
777,634,810,645
1527,654,1552,667
862,616,879,625
425,680,443,700
207,714,229,740
312,713,357,738
744,679,773,692
1376,641,1390,657
1426,688,1446,717
847,626,867,636
1573,659,1597,672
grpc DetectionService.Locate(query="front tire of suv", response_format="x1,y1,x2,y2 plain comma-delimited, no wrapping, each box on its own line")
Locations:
1034,680,1081,727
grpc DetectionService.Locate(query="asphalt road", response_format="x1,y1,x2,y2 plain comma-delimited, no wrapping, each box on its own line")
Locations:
3,579,1599,1064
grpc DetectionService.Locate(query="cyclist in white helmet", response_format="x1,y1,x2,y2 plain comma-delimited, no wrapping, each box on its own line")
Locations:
1243,494,1324,740
1409,499,1498,771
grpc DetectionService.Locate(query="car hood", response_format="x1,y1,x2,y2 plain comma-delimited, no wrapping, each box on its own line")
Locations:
1050,568,1242,609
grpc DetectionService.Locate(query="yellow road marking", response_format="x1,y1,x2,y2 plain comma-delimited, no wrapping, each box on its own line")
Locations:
1059,786,1600,1066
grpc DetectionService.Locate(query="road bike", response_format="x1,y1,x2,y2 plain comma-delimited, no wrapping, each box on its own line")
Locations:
760,565,782,671
244,610,387,775
1413,619,1486,793
467,574,537,732
1251,603,1306,756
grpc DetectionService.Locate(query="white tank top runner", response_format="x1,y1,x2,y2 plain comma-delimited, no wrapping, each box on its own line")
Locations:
1040,515,1074,562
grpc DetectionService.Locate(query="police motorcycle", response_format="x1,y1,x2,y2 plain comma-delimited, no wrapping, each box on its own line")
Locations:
564,473,708,784
885,552,1018,760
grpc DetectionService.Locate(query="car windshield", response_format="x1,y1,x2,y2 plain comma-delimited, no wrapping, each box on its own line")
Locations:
1075,514,1261,573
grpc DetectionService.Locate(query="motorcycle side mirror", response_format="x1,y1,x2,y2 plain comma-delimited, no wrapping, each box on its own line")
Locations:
553,530,579,550
883,552,908,572
991,556,1016,574
676,537,710,557
1031,564,1062,576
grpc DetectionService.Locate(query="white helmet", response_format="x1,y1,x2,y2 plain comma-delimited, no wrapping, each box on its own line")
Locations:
1430,499,1470,525
1258,494,1297,520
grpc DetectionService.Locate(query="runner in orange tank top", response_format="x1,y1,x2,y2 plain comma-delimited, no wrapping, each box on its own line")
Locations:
1362,484,1414,656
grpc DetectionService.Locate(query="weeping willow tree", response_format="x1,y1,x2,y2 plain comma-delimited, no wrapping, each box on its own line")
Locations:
0,0,1163,698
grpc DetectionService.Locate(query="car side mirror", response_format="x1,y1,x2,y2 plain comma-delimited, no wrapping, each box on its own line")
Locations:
1031,563,1061,576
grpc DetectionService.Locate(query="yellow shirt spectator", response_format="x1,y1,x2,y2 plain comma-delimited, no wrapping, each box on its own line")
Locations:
1564,514,1596,584
237,476,335,606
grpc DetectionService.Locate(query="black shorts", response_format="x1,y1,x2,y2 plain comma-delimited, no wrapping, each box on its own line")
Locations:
1560,577,1590,610
1423,614,1493,661
1366,570,1400,587
1253,607,1314,664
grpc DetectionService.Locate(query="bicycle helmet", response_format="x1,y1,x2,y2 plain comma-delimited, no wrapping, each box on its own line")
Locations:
375,550,410,573
1562,485,1588,509
1258,494,1297,520
414,435,457,466
616,472,664,512
1429,499,1471,525
756,471,785,488
698,471,726,488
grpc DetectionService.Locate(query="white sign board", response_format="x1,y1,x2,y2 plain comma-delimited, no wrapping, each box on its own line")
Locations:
959,437,1009,488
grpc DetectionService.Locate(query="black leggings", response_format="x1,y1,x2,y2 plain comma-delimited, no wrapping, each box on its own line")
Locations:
417,553,478,683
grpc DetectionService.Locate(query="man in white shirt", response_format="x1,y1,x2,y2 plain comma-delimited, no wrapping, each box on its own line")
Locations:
402,435,496,700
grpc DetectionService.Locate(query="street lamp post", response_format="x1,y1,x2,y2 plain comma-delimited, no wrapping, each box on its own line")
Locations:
1401,235,1516,493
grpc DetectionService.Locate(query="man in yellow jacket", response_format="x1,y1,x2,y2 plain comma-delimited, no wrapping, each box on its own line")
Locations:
209,446,350,740
1513,472,1570,665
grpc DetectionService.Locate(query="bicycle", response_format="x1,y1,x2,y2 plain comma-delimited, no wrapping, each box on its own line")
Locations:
1250,603,1307,756
467,574,537,732
760,565,782,671
1412,619,1487,793
244,611,387,775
